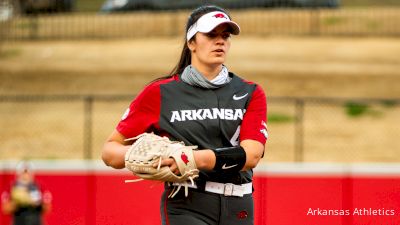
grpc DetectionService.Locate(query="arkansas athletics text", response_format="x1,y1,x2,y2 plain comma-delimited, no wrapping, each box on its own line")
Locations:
307,208,395,216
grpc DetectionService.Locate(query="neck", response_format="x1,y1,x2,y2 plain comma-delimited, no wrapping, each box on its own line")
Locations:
191,62,222,81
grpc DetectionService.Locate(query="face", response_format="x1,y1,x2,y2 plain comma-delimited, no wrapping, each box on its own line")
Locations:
188,23,232,68
18,170,34,184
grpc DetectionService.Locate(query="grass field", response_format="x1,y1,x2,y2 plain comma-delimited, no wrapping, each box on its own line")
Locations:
1,37,399,97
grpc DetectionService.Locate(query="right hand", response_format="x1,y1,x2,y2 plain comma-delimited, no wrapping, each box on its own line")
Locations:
153,158,180,175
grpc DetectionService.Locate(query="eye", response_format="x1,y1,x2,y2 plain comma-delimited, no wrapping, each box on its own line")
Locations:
206,33,218,38
222,33,231,39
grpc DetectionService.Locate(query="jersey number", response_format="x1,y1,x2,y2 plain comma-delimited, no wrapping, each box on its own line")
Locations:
230,126,241,146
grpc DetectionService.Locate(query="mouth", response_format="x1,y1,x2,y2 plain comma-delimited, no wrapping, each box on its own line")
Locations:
213,49,225,54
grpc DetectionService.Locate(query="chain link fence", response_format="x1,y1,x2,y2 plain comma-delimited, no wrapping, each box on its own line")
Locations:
0,95,399,163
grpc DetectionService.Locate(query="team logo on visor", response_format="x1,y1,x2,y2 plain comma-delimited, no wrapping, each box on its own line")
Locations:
213,13,227,19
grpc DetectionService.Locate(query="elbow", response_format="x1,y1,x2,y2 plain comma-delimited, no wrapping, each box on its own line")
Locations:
101,145,125,169
102,153,125,169
240,140,265,170
245,153,262,170
101,151,112,167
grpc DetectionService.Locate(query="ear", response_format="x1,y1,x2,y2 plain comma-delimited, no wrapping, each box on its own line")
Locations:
187,39,196,52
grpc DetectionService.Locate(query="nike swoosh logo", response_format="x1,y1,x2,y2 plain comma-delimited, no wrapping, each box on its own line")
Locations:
233,93,248,100
222,164,238,169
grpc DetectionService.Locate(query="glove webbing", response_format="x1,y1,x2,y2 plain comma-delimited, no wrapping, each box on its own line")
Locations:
168,175,197,198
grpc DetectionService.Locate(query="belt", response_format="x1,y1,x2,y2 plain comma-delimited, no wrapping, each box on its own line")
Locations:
173,181,252,197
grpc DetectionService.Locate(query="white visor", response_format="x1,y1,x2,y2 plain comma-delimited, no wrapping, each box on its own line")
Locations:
16,161,34,174
186,11,240,41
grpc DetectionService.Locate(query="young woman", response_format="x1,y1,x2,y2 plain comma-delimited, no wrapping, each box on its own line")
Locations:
102,5,268,225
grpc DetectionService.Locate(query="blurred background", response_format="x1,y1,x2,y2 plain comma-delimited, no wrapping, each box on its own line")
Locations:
0,0,399,224
0,0,399,163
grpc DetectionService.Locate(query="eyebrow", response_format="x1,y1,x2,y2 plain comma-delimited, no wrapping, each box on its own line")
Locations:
209,29,232,34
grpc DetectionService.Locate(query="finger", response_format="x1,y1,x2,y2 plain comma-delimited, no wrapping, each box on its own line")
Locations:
169,163,177,172
174,169,181,175
152,158,174,168
169,164,181,175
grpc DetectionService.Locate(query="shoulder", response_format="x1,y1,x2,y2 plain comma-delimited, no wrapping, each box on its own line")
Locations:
229,72,266,95
142,75,178,92
134,75,178,100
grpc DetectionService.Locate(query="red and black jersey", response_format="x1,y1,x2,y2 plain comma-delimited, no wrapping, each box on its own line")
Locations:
117,73,268,184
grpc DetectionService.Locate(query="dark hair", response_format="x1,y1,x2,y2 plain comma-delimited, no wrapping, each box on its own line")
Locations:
154,5,231,81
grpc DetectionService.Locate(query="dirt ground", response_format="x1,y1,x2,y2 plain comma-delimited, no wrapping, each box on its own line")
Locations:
0,37,400,162
1,37,400,98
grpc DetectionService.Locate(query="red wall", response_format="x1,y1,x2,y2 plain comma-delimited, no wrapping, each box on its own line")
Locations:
1,163,400,225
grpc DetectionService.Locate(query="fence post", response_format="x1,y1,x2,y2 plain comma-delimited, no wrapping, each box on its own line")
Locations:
0,19,8,43
0,24,4,55
169,10,178,37
83,96,93,160
309,3,320,36
29,13,39,40
294,99,305,162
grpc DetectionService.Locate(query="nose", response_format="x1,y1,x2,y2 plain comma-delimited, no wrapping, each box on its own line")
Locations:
215,35,225,45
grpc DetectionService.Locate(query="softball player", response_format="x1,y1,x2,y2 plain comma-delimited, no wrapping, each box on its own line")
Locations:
1,162,52,225
102,5,268,225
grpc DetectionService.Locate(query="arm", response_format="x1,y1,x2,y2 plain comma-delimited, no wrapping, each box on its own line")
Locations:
1,199,16,215
159,140,264,173
240,139,265,170
192,140,264,171
102,129,131,169
104,82,162,169
41,190,52,214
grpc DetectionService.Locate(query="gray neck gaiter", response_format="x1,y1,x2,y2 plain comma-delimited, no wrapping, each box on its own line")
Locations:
180,65,231,89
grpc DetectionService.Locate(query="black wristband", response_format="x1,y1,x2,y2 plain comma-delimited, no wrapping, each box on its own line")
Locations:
212,146,246,173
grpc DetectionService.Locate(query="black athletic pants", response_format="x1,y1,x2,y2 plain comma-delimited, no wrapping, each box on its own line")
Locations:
161,186,254,225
